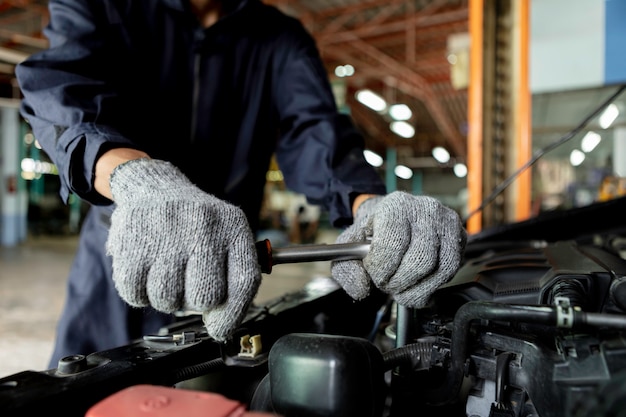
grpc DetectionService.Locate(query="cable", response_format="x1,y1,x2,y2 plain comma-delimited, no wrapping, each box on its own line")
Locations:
463,84,626,223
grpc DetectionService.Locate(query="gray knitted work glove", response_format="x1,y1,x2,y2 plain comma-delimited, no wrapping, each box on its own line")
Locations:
106,158,262,341
331,191,466,308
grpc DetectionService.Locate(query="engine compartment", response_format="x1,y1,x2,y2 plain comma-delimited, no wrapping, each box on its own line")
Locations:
2,197,626,417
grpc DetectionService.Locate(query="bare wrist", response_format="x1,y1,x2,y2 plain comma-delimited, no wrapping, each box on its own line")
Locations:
95,148,150,200
352,194,381,217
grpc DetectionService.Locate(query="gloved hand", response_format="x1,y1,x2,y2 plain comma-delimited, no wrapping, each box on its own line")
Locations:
106,158,262,341
331,191,466,308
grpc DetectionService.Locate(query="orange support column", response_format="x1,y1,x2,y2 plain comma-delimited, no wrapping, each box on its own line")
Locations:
515,0,532,222
466,0,484,234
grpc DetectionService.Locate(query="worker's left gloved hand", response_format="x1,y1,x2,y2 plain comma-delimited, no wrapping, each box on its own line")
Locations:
105,158,262,342
331,191,467,308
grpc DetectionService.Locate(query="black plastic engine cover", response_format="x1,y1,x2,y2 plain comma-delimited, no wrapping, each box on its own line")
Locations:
431,239,626,315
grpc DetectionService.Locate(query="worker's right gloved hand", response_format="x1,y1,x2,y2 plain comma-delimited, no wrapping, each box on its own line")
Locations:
105,158,262,341
331,191,466,309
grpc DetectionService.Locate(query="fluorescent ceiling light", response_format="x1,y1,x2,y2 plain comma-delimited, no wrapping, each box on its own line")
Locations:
363,149,383,167
453,163,467,178
432,146,450,163
388,104,412,121
581,131,601,153
394,165,413,179
570,149,585,166
390,121,415,138
356,89,387,112
599,103,619,129
335,64,355,78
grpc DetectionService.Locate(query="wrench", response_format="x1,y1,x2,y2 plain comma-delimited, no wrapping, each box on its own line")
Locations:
255,239,370,274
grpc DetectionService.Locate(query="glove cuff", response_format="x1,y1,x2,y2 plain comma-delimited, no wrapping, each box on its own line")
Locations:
110,158,195,203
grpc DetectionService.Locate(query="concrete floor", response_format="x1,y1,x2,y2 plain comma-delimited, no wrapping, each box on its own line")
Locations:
0,230,337,378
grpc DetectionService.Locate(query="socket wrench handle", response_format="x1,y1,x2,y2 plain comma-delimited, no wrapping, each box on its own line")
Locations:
255,239,370,274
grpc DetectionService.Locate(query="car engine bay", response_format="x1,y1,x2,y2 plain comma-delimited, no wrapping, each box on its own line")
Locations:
2,195,626,417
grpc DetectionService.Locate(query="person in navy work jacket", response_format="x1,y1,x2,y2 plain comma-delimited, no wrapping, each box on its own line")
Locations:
15,0,467,368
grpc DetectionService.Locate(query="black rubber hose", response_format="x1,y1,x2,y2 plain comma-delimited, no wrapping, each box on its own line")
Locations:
427,301,556,405
584,312,626,329
495,352,515,405
383,340,434,371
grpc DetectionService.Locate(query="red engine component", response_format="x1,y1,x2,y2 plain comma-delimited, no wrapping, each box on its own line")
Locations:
86,384,278,417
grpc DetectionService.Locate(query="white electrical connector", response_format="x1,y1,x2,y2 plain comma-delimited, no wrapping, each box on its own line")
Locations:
555,297,574,328
238,334,262,358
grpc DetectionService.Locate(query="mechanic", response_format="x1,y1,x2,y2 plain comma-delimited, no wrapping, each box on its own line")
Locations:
15,0,467,368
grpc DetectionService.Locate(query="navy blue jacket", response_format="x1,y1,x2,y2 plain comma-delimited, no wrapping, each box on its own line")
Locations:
16,0,386,231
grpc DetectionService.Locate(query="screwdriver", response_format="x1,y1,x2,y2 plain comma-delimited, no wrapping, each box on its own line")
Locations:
255,239,371,274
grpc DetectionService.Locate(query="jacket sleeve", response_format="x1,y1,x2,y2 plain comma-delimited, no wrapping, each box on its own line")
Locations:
272,24,387,227
15,0,136,205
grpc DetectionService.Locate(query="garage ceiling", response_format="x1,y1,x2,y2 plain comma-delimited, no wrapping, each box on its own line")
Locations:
0,0,469,167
